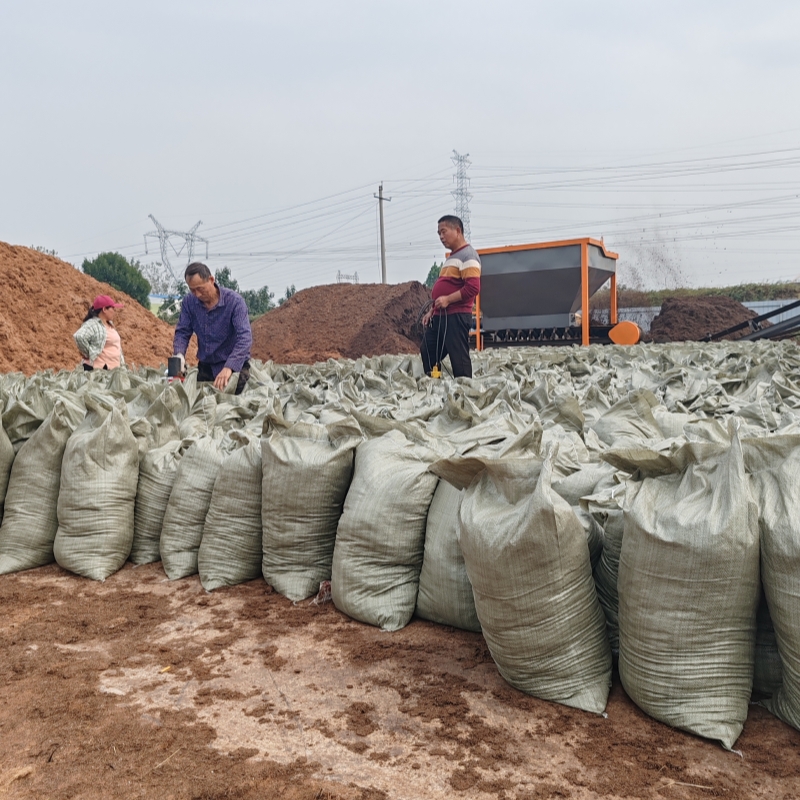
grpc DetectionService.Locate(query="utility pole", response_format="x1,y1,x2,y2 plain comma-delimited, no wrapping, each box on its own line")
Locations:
451,151,472,242
144,215,209,281
374,183,391,283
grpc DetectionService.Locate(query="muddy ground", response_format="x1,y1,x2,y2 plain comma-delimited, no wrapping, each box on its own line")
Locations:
0,564,798,800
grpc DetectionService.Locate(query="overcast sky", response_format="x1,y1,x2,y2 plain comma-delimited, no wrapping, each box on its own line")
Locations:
3,1,800,294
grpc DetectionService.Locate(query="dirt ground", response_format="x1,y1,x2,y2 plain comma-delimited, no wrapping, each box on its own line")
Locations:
648,296,764,343
1,564,798,800
250,282,430,364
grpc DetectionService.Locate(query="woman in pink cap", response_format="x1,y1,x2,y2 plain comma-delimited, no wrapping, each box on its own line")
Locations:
73,295,126,371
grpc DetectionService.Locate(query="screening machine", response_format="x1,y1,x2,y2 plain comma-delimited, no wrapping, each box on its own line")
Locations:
473,238,639,349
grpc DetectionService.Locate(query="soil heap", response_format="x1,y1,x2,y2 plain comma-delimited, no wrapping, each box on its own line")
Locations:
251,281,431,364
649,295,766,343
0,242,195,375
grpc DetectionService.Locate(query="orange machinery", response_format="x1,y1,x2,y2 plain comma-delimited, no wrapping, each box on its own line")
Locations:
471,238,639,349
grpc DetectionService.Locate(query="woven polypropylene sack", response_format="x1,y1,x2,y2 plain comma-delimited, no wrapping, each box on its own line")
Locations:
753,593,782,698
2,391,51,453
591,390,663,447
130,438,190,565
54,399,140,581
618,430,759,749
198,437,262,591
179,393,217,439
584,486,625,656
749,439,800,731
0,397,85,574
261,418,360,601
160,437,224,580
416,480,480,632
573,505,604,570
552,463,615,507
0,417,15,516
458,453,612,714
331,430,440,632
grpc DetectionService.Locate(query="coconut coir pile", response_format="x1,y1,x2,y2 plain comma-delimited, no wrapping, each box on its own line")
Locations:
251,282,430,364
0,242,196,375
649,295,765,343
1,242,429,373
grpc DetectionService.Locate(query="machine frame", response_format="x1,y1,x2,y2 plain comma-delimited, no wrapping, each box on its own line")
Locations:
472,238,622,350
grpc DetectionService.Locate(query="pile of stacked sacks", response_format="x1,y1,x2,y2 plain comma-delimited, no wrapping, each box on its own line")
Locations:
1,341,799,752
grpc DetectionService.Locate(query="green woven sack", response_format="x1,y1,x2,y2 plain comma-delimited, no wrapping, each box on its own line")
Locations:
261,417,360,602
54,398,140,581
0,396,85,573
618,428,759,750
753,593,782,698
591,390,663,447
747,435,800,731
421,422,545,635
416,480,480,633
2,396,49,452
458,452,612,714
584,485,626,656
160,437,225,580
331,430,441,632
130,438,192,565
0,417,14,515
198,434,263,591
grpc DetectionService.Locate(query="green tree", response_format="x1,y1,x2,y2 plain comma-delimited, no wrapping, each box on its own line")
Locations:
214,266,240,292
140,261,178,296
278,285,296,306
241,286,275,320
215,267,274,320
82,252,151,308
424,262,441,290
157,280,186,324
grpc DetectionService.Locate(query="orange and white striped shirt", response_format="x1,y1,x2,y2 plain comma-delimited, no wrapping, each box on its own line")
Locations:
431,244,481,314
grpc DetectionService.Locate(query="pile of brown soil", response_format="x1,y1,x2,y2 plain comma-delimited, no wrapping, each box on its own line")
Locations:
0,242,195,375
1,563,797,799
251,282,430,364
649,295,765,343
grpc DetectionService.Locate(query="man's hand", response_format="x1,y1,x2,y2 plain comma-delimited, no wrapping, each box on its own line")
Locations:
433,295,451,311
172,353,186,375
422,308,434,327
214,367,233,391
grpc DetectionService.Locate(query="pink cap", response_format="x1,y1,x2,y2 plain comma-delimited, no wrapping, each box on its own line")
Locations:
92,295,124,310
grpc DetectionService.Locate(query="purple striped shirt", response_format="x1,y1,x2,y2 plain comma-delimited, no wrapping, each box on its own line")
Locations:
173,286,252,375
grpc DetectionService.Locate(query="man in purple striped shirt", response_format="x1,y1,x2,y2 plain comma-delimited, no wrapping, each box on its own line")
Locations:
172,262,253,394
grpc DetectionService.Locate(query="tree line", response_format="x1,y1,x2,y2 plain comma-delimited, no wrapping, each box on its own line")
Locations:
81,253,295,323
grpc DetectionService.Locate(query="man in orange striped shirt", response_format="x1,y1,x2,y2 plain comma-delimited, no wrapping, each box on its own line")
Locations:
421,215,481,378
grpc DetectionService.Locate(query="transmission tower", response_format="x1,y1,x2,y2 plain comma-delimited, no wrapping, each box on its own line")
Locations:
451,150,472,241
143,215,209,281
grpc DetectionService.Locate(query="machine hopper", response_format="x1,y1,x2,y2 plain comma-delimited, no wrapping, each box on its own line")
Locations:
475,238,638,347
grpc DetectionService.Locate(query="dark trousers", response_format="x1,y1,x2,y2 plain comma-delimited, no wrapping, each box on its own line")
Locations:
83,364,108,371
420,313,473,379
197,360,251,395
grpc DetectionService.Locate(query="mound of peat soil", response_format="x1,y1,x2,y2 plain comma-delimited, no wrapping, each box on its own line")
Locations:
251,281,431,364
0,242,196,375
649,295,767,342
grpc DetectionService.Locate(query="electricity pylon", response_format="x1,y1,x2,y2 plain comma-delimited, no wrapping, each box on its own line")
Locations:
144,215,209,280
451,150,472,242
